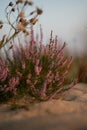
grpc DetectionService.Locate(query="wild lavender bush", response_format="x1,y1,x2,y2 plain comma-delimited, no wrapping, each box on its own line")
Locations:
0,28,76,102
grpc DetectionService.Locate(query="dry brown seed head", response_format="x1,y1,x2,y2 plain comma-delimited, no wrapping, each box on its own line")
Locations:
24,0,28,5
30,18,38,25
24,0,34,6
17,24,24,30
28,1,34,6
19,12,25,17
37,8,43,15
23,29,26,33
9,2,14,6
20,18,27,26
30,18,34,23
16,0,23,4
11,8,15,12
23,29,29,35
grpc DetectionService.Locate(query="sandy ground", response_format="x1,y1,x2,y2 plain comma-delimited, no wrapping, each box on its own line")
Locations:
0,83,87,130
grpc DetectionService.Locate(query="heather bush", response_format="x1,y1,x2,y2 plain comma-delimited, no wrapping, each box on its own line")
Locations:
0,28,76,102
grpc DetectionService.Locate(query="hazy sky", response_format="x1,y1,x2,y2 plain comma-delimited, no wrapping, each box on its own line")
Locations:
0,0,87,55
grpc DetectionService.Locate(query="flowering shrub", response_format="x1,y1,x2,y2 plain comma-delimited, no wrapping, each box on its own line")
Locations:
0,1,76,102
0,28,75,102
